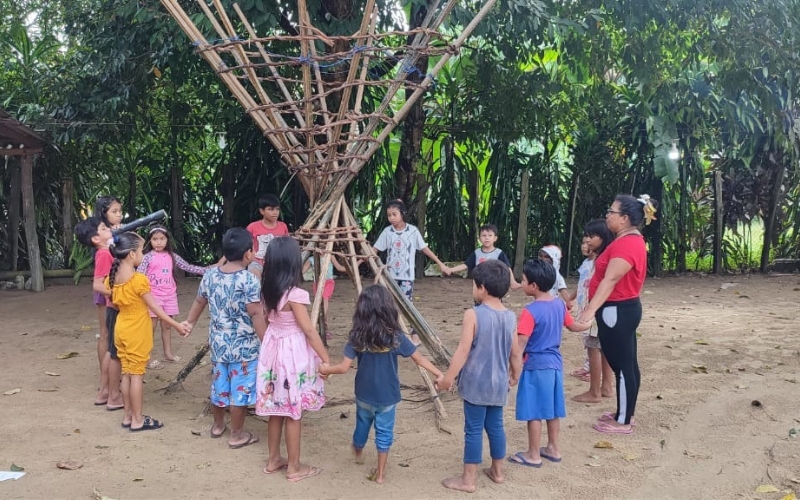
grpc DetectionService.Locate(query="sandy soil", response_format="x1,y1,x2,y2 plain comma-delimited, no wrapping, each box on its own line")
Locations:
1,273,799,499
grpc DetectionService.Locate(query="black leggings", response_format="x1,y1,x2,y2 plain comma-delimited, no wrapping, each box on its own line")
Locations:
596,298,642,425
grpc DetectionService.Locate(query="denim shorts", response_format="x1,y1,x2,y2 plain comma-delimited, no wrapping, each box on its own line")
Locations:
211,360,257,407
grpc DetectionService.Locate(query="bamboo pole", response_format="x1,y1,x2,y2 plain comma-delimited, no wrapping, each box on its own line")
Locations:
310,198,343,330
347,6,378,145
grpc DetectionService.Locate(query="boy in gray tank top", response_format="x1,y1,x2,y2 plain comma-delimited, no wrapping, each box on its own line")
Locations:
437,260,523,493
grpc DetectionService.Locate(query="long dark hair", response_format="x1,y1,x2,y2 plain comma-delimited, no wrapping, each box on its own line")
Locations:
261,236,303,314
349,285,401,352
108,232,144,291
584,218,614,256
143,224,179,282
94,195,122,227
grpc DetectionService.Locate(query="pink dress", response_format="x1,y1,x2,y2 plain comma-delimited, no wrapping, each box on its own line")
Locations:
255,287,325,420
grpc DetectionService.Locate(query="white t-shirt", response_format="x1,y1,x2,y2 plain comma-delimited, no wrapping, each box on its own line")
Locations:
374,224,427,281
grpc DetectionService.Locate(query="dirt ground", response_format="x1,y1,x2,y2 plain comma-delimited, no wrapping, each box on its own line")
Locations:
1,273,799,499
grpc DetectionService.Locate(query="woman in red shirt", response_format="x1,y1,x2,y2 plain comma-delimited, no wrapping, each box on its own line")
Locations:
577,194,658,434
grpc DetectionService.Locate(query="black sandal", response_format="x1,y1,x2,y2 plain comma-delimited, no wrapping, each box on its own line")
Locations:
130,416,164,432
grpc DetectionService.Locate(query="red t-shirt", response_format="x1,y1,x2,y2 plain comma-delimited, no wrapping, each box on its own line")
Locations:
246,220,290,264
94,248,113,306
589,234,647,302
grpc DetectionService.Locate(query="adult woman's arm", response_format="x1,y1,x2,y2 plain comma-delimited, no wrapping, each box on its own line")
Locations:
577,257,633,324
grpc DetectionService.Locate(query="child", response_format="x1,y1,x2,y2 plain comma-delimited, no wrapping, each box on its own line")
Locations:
138,224,210,368
538,245,570,304
449,224,520,290
93,195,125,407
181,228,266,448
246,193,290,279
319,285,444,484
508,260,589,467
255,236,330,482
437,260,523,493
572,220,616,403
105,232,189,431
75,216,123,410
303,254,347,338
371,199,452,344
568,240,594,382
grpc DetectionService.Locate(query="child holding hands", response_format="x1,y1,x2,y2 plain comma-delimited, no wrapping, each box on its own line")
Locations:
255,236,330,482
105,232,189,431
437,260,523,493
319,285,444,484
181,228,265,448
508,259,589,467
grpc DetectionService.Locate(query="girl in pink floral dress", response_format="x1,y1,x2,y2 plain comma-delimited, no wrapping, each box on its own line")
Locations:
256,236,330,482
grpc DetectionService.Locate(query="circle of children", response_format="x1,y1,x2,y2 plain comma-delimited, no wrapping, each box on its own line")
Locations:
73,192,657,491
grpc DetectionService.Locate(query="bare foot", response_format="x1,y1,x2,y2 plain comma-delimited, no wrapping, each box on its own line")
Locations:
442,476,476,493
483,467,504,484
367,468,385,484
352,446,365,465
263,457,289,474
601,389,614,398
572,391,603,403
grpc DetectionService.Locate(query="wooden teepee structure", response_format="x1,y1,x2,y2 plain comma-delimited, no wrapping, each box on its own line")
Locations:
160,0,497,418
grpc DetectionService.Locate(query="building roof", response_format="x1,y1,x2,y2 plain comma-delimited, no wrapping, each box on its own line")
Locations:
0,108,47,155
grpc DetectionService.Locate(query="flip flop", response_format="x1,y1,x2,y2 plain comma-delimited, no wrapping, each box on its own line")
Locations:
571,368,589,378
121,422,131,428
106,405,124,412
540,448,562,463
147,359,165,370
593,421,634,435
262,463,289,475
229,432,259,449
210,425,227,438
287,466,322,483
599,412,636,426
130,416,164,432
164,356,182,363
507,452,542,468
94,400,108,406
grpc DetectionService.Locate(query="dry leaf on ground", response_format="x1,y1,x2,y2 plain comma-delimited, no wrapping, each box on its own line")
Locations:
755,485,779,493
56,460,83,470
594,440,614,449
3,388,21,395
57,352,79,359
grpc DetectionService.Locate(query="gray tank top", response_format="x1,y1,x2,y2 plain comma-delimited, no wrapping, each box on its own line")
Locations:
457,304,516,406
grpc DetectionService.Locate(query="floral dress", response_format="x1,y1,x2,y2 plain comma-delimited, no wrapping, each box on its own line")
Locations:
255,287,325,420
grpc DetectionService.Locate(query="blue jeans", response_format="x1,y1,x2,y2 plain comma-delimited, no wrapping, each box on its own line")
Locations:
353,400,397,453
463,400,506,464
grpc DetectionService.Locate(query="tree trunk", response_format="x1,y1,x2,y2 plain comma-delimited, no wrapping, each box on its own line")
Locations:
467,161,479,247
9,158,21,271
414,168,429,276
650,179,664,277
513,169,530,277
221,160,235,232
62,177,74,257
760,153,785,272
713,170,724,274
677,154,687,273
394,1,431,208
21,155,44,291
565,173,579,273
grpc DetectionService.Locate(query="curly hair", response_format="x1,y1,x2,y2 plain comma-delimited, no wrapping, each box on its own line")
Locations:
348,285,401,353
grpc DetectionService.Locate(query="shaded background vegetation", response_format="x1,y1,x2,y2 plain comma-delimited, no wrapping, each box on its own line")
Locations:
2,0,799,278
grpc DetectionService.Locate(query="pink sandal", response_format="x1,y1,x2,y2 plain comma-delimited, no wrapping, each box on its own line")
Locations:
593,421,634,435
599,412,636,426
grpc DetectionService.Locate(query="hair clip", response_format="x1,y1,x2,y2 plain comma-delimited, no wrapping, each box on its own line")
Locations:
638,194,657,225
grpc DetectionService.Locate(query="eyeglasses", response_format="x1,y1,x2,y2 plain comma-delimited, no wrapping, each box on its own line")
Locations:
606,209,623,216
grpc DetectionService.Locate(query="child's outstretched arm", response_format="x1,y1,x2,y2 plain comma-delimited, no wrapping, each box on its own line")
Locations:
421,246,453,276
565,308,591,333
181,295,208,337
289,301,331,364
143,292,190,335
331,255,347,273
319,355,354,376
436,309,477,390
410,351,444,381
246,302,267,342
174,254,208,276
509,332,523,386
